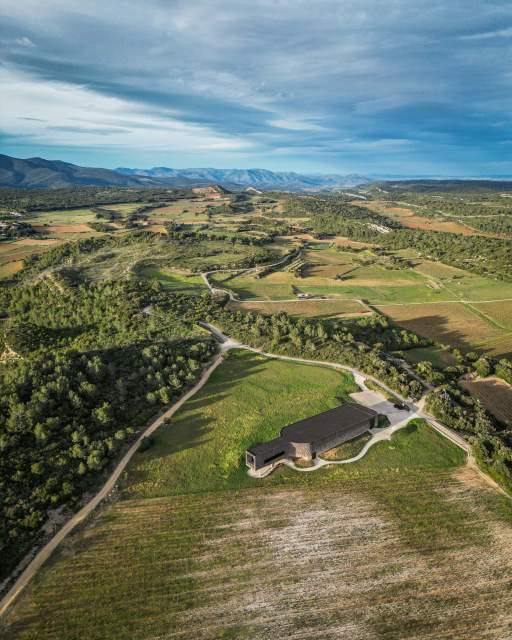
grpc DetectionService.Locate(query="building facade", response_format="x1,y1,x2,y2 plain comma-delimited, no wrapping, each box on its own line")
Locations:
246,403,379,472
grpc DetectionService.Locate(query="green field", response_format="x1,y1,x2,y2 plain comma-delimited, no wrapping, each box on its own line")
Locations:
401,345,456,368
26,208,98,225
123,350,359,497
137,266,207,293
228,298,366,318
6,350,512,639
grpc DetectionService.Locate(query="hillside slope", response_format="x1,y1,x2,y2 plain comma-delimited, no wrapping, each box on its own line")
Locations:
0,155,157,189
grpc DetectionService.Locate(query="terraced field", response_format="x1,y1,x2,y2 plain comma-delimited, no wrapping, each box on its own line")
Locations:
0,238,62,279
4,351,512,640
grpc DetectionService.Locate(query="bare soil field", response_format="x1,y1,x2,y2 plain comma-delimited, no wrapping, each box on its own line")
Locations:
228,298,368,318
361,201,484,236
33,224,100,234
377,301,512,358
460,376,512,424
281,234,375,248
3,353,512,639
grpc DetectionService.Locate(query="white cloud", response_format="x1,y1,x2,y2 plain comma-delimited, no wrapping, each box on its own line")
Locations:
0,67,254,153
14,36,35,47
267,118,329,131
459,27,512,41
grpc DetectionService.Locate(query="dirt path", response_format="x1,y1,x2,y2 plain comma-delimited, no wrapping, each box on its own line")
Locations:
285,416,417,473
0,354,225,618
0,320,474,617
200,322,470,455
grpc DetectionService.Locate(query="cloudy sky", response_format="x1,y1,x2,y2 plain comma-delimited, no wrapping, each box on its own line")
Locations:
1,0,511,174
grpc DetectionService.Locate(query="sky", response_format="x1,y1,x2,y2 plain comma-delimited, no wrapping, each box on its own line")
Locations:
1,0,511,175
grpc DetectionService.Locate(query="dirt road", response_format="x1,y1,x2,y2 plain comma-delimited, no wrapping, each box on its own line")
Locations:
0,354,225,617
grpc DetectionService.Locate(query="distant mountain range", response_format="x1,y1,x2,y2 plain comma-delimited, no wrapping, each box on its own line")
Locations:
115,166,370,191
2,154,512,192
0,154,369,191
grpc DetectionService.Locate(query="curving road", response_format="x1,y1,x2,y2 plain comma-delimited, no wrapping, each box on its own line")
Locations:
0,354,225,618
0,321,471,618
200,322,470,454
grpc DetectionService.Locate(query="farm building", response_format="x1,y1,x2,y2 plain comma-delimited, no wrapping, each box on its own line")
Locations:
246,403,379,472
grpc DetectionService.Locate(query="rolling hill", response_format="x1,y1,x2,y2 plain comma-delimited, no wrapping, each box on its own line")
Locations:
0,154,370,191
0,154,161,189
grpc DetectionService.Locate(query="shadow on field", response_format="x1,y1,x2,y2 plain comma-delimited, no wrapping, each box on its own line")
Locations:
384,312,484,355
139,351,268,460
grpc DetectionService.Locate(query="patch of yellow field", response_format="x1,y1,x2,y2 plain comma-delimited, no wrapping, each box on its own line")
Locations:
460,377,512,424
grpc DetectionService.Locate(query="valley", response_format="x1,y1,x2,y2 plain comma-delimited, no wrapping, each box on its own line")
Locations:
1,180,512,639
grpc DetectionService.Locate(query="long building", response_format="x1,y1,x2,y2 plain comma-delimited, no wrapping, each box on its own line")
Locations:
245,403,379,472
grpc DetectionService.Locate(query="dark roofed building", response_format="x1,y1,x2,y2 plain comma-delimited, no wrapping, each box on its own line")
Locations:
246,403,378,472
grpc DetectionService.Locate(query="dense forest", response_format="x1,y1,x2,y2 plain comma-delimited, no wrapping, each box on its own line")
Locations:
0,186,194,212
0,283,217,578
212,309,425,399
379,229,512,280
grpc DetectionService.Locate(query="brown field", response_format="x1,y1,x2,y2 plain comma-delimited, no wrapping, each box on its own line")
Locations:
413,260,467,280
228,298,368,318
13,238,62,247
377,301,512,358
0,260,23,278
0,239,63,278
473,300,512,331
33,224,98,234
360,201,484,236
460,377,512,424
144,224,167,234
281,234,375,248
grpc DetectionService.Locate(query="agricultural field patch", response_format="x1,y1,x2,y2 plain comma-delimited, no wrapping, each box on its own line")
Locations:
378,301,512,358
0,238,63,279
400,345,456,368
282,234,376,248
413,260,467,280
438,274,512,302
137,266,207,293
25,208,98,225
0,260,23,279
472,300,512,330
460,376,512,425
33,224,100,234
228,298,368,318
362,200,486,235
6,351,512,640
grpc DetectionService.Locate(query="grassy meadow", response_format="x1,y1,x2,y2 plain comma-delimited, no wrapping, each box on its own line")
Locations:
6,350,512,640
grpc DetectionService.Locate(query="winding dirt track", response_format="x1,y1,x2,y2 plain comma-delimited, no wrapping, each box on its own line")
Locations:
0,323,471,617
0,354,225,617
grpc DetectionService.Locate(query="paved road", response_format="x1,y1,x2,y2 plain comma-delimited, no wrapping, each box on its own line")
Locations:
0,354,225,618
